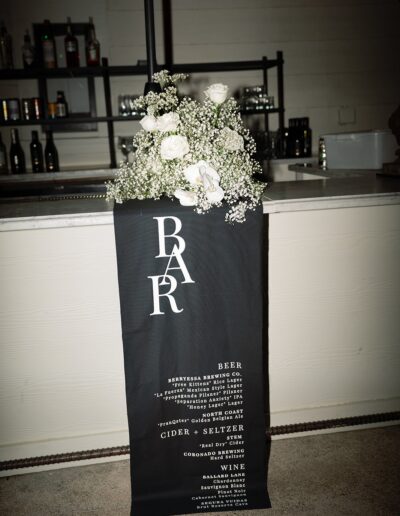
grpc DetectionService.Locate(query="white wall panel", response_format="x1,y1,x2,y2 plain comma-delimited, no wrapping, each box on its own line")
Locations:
0,224,128,464
1,203,399,470
268,204,400,426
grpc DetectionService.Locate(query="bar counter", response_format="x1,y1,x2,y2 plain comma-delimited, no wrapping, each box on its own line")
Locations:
1,168,399,476
1,168,400,228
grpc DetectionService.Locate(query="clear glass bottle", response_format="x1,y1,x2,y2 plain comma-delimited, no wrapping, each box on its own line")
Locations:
9,128,26,174
65,17,79,67
86,17,100,66
0,21,14,69
318,137,327,170
42,19,57,68
22,29,35,69
30,130,44,173
45,130,59,172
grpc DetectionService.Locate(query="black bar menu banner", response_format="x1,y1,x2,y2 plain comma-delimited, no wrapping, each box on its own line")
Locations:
114,198,270,515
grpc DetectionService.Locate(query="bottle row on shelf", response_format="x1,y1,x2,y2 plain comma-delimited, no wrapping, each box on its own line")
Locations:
1,90,70,122
285,117,312,158
0,128,59,174
240,86,275,112
253,117,312,161
0,17,100,70
118,95,146,118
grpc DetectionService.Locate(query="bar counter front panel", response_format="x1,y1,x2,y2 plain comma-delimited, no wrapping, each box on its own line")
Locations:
1,171,400,475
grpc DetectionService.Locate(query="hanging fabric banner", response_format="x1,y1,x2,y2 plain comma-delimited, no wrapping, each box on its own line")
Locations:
114,198,270,516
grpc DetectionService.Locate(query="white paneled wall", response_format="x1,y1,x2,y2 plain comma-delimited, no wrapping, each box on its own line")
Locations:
0,0,399,165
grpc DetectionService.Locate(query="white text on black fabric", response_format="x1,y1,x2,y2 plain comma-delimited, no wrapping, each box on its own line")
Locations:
148,216,195,316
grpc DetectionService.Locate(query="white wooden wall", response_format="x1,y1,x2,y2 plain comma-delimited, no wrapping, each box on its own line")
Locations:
0,0,399,166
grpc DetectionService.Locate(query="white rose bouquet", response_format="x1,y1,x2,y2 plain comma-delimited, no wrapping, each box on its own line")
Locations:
107,70,265,223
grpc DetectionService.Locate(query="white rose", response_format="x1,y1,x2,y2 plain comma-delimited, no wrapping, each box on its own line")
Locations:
139,114,158,132
157,112,180,132
174,188,197,206
160,135,190,160
220,127,244,152
183,160,224,205
183,160,220,185
204,83,229,104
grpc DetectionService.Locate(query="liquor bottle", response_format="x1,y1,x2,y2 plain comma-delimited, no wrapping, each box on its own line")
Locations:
0,21,14,69
293,119,302,158
22,29,36,69
301,117,312,158
287,119,295,158
288,118,303,158
56,90,68,118
44,130,59,172
0,131,9,174
65,17,79,67
30,130,44,173
86,17,100,66
42,19,57,68
9,128,26,174
318,138,327,170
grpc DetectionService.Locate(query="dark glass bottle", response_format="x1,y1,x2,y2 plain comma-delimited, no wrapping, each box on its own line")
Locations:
288,118,303,158
9,129,26,174
42,19,57,68
65,17,79,67
45,130,59,172
86,17,100,66
30,130,44,173
294,119,302,158
22,30,36,68
0,22,14,69
56,90,68,118
0,131,9,174
302,117,312,157
287,119,295,158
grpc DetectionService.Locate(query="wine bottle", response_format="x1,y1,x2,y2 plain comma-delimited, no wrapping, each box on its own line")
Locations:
42,19,57,68
0,21,14,69
9,128,26,174
56,90,68,118
86,17,100,66
288,118,302,158
44,130,59,172
302,117,312,158
22,29,35,69
30,131,44,173
65,17,79,67
287,119,295,158
0,131,9,174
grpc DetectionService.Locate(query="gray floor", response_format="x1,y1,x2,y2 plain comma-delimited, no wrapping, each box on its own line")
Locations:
1,426,399,515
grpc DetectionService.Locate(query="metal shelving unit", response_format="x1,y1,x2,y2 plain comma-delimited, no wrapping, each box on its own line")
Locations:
0,51,284,193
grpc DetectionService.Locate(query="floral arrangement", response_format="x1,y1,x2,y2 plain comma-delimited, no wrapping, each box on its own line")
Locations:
107,71,265,223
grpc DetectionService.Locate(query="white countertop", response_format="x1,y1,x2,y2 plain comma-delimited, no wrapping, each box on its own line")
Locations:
1,169,400,232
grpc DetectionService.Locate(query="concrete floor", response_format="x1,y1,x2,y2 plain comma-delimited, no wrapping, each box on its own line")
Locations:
1,426,399,515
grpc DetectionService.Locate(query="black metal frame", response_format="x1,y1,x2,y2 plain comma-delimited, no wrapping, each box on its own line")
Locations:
32,22,98,132
0,53,285,169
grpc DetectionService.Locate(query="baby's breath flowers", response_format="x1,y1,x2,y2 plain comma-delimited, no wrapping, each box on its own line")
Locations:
107,71,265,223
